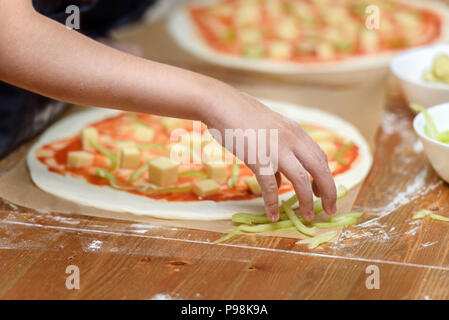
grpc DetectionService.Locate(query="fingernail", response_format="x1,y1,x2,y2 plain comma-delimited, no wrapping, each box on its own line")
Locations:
270,210,279,222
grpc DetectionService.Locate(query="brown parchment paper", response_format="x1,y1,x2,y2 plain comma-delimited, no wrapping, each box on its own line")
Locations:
0,19,385,239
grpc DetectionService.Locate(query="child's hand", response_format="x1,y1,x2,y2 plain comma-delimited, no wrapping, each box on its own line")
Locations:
200,84,337,222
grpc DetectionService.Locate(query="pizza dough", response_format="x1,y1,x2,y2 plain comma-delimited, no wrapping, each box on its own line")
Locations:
27,99,372,220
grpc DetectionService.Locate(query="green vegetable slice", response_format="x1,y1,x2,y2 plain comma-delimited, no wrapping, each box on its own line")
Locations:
335,142,354,165
413,209,449,222
239,220,293,233
179,170,208,178
213,227,241,244
410,103,439,139
228,162,240,187
90,140,117,170
298,231,338,249
282,201,317,237
232,213,288,225
129,161,150,182
313,217,357,229
96,168,138,190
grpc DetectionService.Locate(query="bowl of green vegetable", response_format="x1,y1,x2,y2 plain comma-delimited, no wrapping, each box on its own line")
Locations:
412,103,449,183
391,44,449,108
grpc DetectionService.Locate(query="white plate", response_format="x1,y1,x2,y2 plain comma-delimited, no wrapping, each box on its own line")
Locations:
27,99,372,221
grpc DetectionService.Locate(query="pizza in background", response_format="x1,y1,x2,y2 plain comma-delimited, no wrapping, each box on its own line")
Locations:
188,0,442,63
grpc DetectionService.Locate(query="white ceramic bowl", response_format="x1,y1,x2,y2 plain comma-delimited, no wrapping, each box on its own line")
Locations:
391,44,449,108
413,103,449,183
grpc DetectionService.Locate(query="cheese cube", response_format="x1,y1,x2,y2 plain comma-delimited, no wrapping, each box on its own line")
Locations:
148,157,179,187
276,19,299,40
67,151,94,168
160,117,183,132
360,30,379,53
244,176,261,195
193,179,220,198
167,143,190,164
204,161,228,184
268,41,292,60
318,141,337,159
81,127,98,151
316,43,335,60
134,125,154,141
118,146,141,169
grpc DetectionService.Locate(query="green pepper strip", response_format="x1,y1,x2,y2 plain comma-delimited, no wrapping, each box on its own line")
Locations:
232,213,288,225
229,162,240,187
213,227,241,244
282,201,317,237
90,140,117,170
413,209,449,222
136,143,165,152
410,103,439,139
298,231,338,249
96,169,138,190
239,220,293,233
335,142,354,165
179,170,208,178
128,161,150,183
313,217,357,229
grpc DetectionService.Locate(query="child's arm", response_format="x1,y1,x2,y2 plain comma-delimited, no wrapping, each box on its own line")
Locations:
0,0,336,221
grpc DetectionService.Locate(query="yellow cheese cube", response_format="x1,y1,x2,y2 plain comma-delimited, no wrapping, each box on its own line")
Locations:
167,143,191,164
244,176,261,195
276,19,299,40
360,30,379,53
193,179,220,198
118,146,141,169
148,157,179,187
160,117,183,132
268,41,292,59
67,151,94,168
316,43,335,60
204,161,228,184
81,127,98,151
134,125,154,141
318,141,337,158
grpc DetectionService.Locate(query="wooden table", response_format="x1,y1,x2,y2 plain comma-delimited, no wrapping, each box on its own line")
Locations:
1,21,449,300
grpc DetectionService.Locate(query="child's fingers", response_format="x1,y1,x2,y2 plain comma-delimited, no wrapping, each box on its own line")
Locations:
280,153,314,221
255,173,280,222
295,144,337,215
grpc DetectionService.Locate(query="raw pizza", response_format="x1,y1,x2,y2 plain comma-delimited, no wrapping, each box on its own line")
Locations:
27,100,372,220
168,0,449,74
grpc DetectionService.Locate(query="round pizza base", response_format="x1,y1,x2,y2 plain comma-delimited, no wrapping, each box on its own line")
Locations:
167,0,449,77
27,99,372,221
